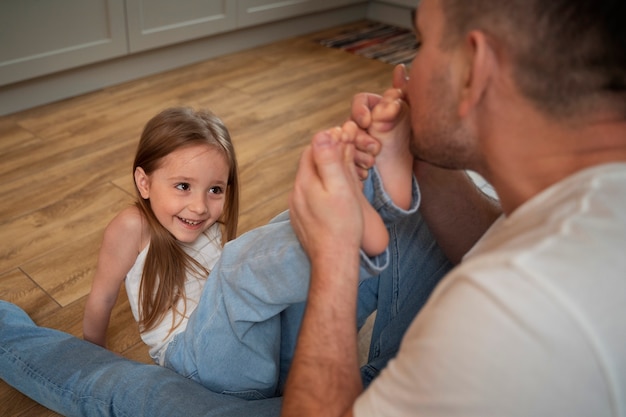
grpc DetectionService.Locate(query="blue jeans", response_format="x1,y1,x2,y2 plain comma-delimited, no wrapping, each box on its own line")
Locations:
0,301,282,417
163,168,414,399
164,211,387,399
0,170,453,416
359,207,453,385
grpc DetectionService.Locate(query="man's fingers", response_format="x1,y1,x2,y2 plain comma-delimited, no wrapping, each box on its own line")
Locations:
351,92,382,129
352,66,407,131
354,129,381,156
392,64,408,93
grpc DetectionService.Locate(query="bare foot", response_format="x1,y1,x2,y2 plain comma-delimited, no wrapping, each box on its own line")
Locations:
369,88,413,210
332,124,389,257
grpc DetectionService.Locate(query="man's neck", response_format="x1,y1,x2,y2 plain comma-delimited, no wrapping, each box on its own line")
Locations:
480,108,626,215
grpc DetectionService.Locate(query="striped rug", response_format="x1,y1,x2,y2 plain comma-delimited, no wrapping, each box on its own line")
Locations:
317,22,418,66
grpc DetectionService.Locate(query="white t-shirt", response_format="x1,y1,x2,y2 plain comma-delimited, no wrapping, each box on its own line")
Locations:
355,163,626,417
125,223,222,365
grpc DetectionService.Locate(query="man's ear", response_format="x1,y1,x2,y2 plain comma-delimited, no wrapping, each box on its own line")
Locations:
458,30,497,117
134,167,150,199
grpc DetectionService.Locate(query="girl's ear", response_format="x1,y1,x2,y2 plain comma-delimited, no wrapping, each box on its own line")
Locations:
134,167,151,199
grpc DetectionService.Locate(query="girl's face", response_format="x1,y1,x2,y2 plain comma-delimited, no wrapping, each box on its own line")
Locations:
135,144,230,243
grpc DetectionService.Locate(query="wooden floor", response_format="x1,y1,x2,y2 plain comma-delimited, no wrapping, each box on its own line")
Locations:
0,21,393,416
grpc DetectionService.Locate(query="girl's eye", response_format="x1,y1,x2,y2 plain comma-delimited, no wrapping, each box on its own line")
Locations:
176,183,191,191
209,186,224,194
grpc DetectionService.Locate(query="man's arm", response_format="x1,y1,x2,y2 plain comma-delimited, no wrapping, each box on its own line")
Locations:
283,132,365,417
414,161,501,264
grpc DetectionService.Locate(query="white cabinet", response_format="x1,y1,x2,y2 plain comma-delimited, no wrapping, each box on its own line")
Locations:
238,0,363,27
125,0,237,53
0,0,368,114
0,0,365,85
125,0,365,52
0,0,127,86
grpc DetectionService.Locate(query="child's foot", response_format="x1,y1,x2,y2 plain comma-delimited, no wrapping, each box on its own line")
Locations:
332,125,389,257
369,88,413,210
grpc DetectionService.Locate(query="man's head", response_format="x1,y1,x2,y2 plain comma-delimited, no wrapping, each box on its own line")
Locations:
405,0,626,173
438,0,626,119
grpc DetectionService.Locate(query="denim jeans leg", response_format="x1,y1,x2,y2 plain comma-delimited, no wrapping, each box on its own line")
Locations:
360,209,454,386
165,207,388,399
0,300,282,417
164,218,309,399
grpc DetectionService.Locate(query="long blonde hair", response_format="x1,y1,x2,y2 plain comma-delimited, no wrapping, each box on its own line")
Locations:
133,107,239,332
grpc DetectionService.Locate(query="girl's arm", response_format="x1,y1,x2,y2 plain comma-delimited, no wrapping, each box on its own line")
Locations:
83,206,145,348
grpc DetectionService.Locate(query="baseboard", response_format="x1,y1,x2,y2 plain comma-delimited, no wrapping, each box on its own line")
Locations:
367,1,414,29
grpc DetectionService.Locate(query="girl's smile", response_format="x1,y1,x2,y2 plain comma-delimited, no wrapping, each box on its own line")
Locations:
178,217,205,227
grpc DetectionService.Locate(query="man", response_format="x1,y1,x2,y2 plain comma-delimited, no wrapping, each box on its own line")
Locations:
1,0,624,414
284,0,626,416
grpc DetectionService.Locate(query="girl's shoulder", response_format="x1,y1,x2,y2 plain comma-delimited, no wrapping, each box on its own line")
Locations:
105,205,150,253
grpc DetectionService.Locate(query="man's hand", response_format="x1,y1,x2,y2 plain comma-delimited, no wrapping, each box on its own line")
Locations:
352,127,380,180
284,129,364,417
350,64,409,180
289,129,363,262
351,64,409,131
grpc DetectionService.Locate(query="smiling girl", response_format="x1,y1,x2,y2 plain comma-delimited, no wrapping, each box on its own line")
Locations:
83,96,413,399
83,107,239,362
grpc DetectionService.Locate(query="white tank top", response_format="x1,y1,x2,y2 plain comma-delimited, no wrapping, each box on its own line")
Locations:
125,223,223,365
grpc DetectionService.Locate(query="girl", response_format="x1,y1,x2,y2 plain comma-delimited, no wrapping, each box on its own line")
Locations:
84,107,239,362
84,94,415,399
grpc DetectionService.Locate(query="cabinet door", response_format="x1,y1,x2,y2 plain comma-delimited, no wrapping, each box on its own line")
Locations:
238,0,365,28
125,0,236,53
0,0,127,86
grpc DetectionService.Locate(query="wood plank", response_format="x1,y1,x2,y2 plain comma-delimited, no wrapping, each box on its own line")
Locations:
21,231,103,307
0,269,60,322
0,183,134,275
0,117,41,154
0,21,396,416
0,387,60,417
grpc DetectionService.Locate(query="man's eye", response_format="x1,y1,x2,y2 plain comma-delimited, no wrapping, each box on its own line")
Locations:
176,183,190,191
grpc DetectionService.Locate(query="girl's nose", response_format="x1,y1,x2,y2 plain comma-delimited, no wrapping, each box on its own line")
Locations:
189,194,208,215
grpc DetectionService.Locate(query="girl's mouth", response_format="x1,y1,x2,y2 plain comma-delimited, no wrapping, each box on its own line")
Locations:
178,217,204,227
